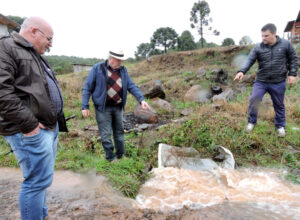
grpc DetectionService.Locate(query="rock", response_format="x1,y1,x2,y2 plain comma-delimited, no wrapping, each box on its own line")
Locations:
180,108,194,116
151,98,173,113
140,80,165,99
197,68,206,79
83,126,99,131
158,144,219,171
158,144,235,171
217,146,235,169
211,85,222,95
184,85,212,103
138,123,154,130
212,88,234,103
216,69,228,84
134,104,158,124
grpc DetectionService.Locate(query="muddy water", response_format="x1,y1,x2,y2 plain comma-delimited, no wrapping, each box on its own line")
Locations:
137,167,300,219
1,167,300,219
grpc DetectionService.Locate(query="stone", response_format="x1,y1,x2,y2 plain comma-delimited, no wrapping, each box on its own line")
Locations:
158,144,219,171
134,104,158,124
184,85,212,103
180,108,194,116
151,98,173,113
212,88,234,103
140,80,165,99
196,68,206,79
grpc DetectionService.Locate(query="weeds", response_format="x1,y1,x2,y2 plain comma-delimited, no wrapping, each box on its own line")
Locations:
0,45,299,197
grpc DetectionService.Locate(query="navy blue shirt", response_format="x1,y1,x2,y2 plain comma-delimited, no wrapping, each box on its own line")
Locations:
41,60,64,114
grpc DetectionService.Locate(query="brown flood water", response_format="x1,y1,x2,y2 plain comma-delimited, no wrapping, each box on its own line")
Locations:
1,167,300,220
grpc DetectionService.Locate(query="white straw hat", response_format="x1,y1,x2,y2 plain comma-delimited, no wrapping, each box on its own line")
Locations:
109,50,125,60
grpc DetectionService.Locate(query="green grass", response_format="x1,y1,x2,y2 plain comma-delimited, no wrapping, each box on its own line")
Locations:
1,45,299,199
54,140,150,198
0,139,18,167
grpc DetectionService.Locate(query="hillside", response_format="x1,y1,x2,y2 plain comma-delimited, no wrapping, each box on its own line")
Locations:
131,45,250,75
1,45,300,198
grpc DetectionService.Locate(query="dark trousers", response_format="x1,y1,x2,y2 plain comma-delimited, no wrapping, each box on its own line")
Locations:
248,81,286,128
95,106,124,161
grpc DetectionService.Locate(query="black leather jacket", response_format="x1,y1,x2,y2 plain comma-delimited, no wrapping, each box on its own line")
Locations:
0,32,67,135
239,36,298,83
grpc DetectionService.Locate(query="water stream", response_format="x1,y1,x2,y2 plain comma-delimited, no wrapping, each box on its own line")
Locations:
1,167,299,219
136,167,300,219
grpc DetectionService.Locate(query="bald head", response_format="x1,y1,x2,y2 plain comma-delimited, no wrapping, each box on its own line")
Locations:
20,17,52,33
19,17,54,55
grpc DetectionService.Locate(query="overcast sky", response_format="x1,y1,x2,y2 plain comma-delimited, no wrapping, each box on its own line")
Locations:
1,0,299,59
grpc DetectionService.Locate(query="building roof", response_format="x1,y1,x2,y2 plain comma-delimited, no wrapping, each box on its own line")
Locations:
284,20,295,32
296,10,300,22
0,14,19,29
284,10,300,32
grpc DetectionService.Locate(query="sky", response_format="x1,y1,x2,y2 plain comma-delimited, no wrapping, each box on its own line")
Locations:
1,0,299,59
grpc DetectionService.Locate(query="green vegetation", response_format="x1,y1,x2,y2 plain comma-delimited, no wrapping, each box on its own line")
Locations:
151,27,178,54
1,45,299,198
46,55,103,74
190,0,219,48
134,1,221,61
222,38,235,46
178,30,197,51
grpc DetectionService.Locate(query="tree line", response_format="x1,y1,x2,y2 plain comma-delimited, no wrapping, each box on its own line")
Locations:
134,1,253,60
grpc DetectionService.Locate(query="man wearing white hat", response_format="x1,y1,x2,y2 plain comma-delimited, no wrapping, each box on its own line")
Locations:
81,50,150,162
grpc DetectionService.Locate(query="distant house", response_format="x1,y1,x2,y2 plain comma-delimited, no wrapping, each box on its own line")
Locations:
284,10,300,44
72,63,93,73
0,14,19,37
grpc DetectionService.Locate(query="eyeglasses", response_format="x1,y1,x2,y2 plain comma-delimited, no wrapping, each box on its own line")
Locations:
37,28,53,43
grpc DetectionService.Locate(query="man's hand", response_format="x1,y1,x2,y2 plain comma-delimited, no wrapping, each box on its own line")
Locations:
141,100,150,109
234,72,244,81
82,109,90,119
287,76,297,85
24,122,45,137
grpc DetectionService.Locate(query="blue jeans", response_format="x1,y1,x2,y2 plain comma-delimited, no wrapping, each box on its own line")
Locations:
4,123,59,220
248,81,286,128
95,106,124,161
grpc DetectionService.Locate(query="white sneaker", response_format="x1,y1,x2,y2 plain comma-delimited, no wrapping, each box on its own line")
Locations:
277,127,286,137
246,123,255,132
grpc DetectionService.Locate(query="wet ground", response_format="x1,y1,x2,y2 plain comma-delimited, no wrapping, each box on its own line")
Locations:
1,168,299,220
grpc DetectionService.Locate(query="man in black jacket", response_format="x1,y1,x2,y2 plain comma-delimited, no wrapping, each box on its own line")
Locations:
234,23,298,137
0,17,67,219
